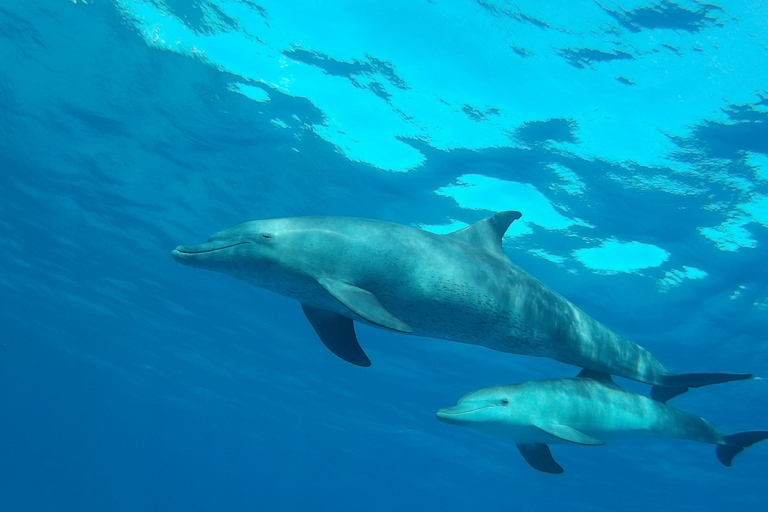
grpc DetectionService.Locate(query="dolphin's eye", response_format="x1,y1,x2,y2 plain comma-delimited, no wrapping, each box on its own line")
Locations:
500,398,509,406
260,233,272,240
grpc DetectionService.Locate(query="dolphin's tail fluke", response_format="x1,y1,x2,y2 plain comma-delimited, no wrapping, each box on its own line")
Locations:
716,431,768,467
650,373,753,403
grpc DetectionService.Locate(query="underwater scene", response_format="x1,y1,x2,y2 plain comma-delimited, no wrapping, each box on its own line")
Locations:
1,0,767,510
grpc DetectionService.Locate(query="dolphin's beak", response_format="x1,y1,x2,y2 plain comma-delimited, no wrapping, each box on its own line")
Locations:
436,403,492,425
436,409,458,424
171,241,250,265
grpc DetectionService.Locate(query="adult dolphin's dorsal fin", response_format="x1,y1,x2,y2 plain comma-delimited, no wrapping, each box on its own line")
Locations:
577,368,618,387
317,277,413,333
301,304,371,367
536,423,605,445
445,211,522,257
516,443,564,474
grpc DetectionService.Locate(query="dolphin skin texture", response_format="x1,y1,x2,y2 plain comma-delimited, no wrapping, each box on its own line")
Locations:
436,370,768,474
172,211,750,397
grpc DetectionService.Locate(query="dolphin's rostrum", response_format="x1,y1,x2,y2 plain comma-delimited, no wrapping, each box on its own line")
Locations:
172,211,751,398
437,370,768,473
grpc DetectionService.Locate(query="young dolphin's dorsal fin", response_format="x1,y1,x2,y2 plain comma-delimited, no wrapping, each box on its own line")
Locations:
576,368,618,387
445,211,522,258
516,443,564,474
536,423,605,445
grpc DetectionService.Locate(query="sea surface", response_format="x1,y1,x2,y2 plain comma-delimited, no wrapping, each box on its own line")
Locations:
1,1,767,511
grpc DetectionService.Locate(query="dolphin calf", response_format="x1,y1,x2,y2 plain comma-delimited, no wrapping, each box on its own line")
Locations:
436,370,768,473
172,211,749,398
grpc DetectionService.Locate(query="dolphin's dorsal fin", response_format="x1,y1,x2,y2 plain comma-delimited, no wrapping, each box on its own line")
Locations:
577,368,618,387
445,211,522,257
536,423,605,445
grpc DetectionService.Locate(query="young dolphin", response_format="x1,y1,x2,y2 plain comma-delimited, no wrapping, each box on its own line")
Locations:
436,370,768,474
172,211,750,398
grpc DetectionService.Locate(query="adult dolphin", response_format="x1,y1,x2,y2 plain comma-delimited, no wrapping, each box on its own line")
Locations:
172,211,750,399
436,370,768,473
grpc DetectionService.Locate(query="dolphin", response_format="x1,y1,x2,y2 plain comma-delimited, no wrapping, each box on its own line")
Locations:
172,211,750,398
436,370,768,473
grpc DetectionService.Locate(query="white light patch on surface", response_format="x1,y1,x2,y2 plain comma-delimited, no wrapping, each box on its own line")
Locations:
700,190,768,252
548,163,586,195
711,171,755,194
114,0,425,170
528,249,567,265
436,174,590,234
418,220,468,235
700,216,758,251
746,151,768,181
739,194,768,228
657,266,708,293
113,0,768,172
229,83,270,102
731,284,747,300
573,239,669,274
606,171,707,196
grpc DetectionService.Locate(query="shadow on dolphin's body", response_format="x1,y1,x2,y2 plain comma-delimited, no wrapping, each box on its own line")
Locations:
437,370,768,474
172,211,751,399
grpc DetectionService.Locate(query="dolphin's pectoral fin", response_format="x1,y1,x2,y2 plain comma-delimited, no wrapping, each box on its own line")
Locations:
536,424,605,445
317,278,413,333
301,304,371,367
516,443,564,474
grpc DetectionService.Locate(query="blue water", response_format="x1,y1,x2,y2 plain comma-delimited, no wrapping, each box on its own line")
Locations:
2,1,767,510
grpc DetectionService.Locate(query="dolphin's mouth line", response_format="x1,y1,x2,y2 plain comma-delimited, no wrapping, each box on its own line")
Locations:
176,241,250,255
438,405,494,416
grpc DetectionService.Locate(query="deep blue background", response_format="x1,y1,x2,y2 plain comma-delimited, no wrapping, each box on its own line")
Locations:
1,1,767,511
